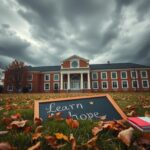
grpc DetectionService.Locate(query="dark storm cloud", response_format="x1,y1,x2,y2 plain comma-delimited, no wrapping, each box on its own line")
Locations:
0,0,150,66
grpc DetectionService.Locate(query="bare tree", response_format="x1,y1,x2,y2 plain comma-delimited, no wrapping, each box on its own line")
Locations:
5,60,28,92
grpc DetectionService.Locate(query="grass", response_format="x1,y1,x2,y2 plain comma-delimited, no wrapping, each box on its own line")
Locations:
0,92,150,150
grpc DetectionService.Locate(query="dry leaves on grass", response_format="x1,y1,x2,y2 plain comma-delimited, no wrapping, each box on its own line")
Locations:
7,120,28,129
11,113,21,120
0,131,9,135
27,141,41,150
32,133,42,141
117,127,134,147
69,134,76,150
55,133,69,141
34,118,42,126
0,142,16,150
66,117,79,128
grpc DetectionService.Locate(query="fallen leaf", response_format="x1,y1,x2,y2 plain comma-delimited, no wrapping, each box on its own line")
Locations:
0,142,15,150
55,133,69,141
92,126,103,136
118,127,134,146
11,113,21,120
24,126,32,133
66,118,79,128
85,136,100,150
127,110,136,117
2,117,12,125
70,134,76,150
7,120,28,129
34,118,42,126
0,107,4,111
145,111,150,117
54,112,64,121
0,131,9,135
99,115,107,121
35,125,43,133
32,133,42,141
27,141,41,150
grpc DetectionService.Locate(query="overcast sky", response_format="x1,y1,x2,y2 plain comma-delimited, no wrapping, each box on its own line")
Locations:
0,0,150,68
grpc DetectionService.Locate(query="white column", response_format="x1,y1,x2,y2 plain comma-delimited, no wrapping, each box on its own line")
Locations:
60,73,63,90
87,72,91,89
67,73,70,90
80,73,83,89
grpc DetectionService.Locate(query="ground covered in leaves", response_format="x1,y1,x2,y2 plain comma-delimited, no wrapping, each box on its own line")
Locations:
0,92,150,150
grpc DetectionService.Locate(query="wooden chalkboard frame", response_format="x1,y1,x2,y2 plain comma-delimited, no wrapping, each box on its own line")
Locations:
34,94,127,120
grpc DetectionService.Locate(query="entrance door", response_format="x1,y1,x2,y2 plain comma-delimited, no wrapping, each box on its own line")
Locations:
71,80,80,90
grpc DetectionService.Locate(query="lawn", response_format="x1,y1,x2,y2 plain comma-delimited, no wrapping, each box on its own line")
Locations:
0,92,150,150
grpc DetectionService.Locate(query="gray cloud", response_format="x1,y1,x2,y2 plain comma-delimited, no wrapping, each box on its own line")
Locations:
0,0,149,67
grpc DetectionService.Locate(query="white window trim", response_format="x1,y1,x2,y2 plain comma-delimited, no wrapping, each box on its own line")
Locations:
44,74,50,81
101,72,107,80
131,71,138,79
44,83,50,90
7,85,13,91
70,59,79,68
111,72,118,79
140,71,148,78
132,80,139,88
92,72,98,80
92,81,98,89
53,82,59,90
101,81,108,89
142,80,149,88
27,74,33,81
121,80,128,88
112,81,118,89
54,74,59,81
121,71,127,79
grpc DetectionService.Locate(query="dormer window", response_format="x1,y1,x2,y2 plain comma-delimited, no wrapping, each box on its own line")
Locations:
71,60,79,68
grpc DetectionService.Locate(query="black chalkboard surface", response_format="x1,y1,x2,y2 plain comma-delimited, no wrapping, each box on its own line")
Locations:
34,94,127,121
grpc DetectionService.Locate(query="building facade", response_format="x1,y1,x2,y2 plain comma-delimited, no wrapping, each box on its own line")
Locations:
4,55,150,92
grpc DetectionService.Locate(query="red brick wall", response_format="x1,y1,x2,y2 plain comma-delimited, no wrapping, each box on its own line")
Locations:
80,60,88,67
62,61,70,68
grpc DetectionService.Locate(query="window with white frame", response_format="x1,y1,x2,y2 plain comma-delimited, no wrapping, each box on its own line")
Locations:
111,72,117,79
112,81,118,89
53,82,59,90
140,71,147,78
121,71,127,79
92,72,98,80
54,74,59,81
142,80,149,88
44,74,50,81
27,74,33,81
131,71,138,79
44,83,50,90
7,85,13,91
101,81,108,89
71,59,79,68
122,80,128,88
101,72,107,80
132,80,139,88
27,83,32,91
92,81,98,89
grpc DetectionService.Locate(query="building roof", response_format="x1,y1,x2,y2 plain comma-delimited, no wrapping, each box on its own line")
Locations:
27,63,150,72
89,63,150,70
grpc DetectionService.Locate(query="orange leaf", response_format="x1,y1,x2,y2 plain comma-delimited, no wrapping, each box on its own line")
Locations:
34,118,42,126
69,134,76,150
92,126,103,136
27,141,41,150
66,118,79,128
85,136,100,149
35,125,43,133
118,127,134,146
32,133,42,141
24,126,32,133
55,133,69,141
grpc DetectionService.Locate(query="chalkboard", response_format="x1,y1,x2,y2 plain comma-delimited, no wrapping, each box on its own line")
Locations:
34,94,127,121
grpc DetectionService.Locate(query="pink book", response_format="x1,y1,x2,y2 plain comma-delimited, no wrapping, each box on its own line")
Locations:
128,117,150,128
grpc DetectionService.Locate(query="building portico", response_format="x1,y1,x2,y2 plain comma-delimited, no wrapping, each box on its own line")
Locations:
60,70,91,91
